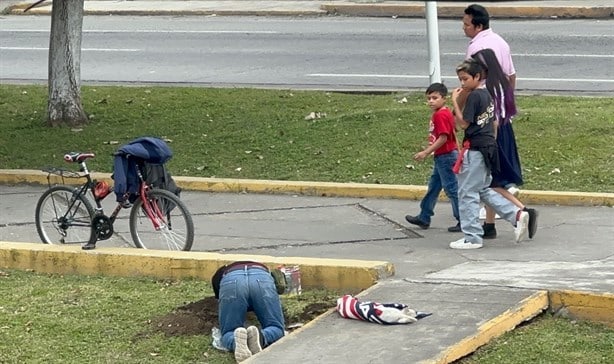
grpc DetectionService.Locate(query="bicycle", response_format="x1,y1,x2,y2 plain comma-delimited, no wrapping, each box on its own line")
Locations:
34,152,194,251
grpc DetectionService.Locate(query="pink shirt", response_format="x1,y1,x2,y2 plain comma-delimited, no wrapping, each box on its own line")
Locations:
466,29,516,77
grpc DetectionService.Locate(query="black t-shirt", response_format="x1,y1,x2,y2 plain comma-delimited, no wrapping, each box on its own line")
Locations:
462,88,496,148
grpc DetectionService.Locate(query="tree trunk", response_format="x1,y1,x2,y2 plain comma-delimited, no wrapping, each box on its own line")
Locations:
48,0,88,127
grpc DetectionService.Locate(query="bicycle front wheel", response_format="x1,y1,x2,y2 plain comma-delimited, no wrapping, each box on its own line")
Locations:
129,188,194,251
35,185,95,245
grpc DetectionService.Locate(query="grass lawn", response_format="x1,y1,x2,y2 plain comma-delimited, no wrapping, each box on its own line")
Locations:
1,85,612,193
0,269,339,364
458,313,614,364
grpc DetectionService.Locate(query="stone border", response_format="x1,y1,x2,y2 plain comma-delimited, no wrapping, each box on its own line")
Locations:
0,242,393,292
1,169,613,207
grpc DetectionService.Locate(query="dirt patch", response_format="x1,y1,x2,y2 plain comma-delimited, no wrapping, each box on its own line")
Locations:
147,296,333,337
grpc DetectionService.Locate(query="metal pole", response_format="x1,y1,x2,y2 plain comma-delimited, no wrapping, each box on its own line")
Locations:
425,1,441,84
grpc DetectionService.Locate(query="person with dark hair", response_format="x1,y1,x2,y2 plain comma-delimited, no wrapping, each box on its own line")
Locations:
212,261,285,362
471,49,538,239
462,4,536,238
405,82,461,233
463,4,515,89
449,59,530,249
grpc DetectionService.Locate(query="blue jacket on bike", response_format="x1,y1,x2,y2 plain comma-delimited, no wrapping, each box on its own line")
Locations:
112,137,173,202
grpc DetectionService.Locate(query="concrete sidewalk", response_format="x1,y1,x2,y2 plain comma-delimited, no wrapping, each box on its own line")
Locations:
3,0,613,18
1,173,613,363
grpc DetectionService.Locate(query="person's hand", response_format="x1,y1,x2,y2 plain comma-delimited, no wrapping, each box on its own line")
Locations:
413,151,427,161
451,87,463,102
452,87,468,111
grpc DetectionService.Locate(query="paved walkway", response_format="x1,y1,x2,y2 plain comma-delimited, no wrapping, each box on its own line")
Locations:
1,178,613,362
1,1,612,361
3,0,613,18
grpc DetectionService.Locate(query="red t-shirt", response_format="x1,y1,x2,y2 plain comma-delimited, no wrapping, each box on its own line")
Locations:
429,106,457,156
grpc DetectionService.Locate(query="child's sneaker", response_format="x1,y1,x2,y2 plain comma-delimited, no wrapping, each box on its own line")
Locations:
405,215,429,229
507,184,520,197
449,237,483,250
447,223,461,233
514,211,530,243
233,327,251,362
246,326,263,355
482,223,497,239
525,208,538,239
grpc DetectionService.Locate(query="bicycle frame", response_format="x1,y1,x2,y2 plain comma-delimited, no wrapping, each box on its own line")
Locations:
37,151,194,251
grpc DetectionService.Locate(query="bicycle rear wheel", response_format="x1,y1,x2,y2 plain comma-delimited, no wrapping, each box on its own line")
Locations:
129,188,194,251
35,185,96,245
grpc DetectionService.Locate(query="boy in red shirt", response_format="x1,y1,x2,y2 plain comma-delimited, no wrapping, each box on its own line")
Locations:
406,83,461,232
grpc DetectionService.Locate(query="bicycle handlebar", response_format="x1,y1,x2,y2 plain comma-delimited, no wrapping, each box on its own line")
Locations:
64,152,96,163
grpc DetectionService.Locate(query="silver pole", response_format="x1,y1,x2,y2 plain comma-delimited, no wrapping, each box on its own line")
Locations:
425,1,441,84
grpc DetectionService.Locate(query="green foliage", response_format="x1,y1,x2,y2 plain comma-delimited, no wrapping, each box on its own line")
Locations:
0,269,338,364
459,313,614,364
0,85,612,192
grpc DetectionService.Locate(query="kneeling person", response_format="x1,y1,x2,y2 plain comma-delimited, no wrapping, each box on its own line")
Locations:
212,261,285,362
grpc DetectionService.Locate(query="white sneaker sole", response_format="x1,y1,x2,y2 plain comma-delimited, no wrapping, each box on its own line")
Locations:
449,238,483,250
514,211,530,243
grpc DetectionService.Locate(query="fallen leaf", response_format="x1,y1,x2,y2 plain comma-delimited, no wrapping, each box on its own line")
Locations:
398,97,407,103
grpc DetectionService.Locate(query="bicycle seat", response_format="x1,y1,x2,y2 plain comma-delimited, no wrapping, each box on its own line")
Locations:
64,152,95,163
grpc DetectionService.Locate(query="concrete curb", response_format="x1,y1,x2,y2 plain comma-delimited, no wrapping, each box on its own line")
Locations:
426,290,549,364
1,169,613,207
5,1,614,19
549,290,614,327
0,242,394,291
322,4,614,19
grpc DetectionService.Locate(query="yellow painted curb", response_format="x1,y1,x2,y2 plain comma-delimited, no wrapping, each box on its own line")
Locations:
0,242,393,292
2,169,613,207
321,4,614,19
549,290,614,327
424,290,549,364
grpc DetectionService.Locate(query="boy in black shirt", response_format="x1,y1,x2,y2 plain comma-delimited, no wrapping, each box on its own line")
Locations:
449,59,531,249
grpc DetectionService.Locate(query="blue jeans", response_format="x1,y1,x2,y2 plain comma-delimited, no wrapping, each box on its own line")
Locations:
219,267,285,351
418,150,460,224
457,150,520,244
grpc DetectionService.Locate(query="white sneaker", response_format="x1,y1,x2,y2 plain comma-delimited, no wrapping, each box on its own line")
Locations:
507,185,520,197
449,237,483,249
514,211,529,243
246,325,263,355
234,327,251,362
479,206,500,220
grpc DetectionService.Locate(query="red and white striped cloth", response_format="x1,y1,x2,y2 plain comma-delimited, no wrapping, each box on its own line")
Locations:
336,295,423,325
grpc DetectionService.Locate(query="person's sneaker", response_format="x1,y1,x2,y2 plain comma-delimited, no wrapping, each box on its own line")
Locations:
81,242,96,250
405,215,429,229
233,327,251,362
482,223,497,239
514,211,530,243
447,223,461,233
246,326,263,355
507,185,520,197
449,237,483,250
525,208,538,239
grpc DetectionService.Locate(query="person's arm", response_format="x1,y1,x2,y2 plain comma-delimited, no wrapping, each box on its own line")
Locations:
508,73,516,90
414,135,447,161
452,88,470,130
